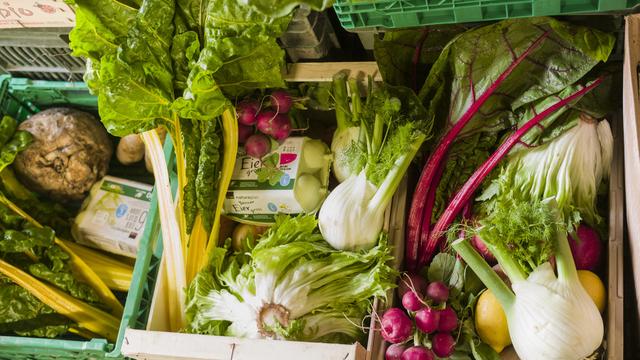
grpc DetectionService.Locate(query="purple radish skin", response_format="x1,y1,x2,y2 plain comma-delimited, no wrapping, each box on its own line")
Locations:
568,224,602,271
380,308,413,344
432,332,456,358
245,134,271,158
401,290,423,312
414,307,440,334
270,90,293,113
471,234,496,264
256,111,277,135
271,114,292,141
386,343,407,360
426,281,449,303
437,307,458,332
398,273,427,299
238,124,253,145
236,100,260,126
401,346,434,360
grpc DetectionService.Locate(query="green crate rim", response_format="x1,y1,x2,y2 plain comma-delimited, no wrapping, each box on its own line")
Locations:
332,0,640,30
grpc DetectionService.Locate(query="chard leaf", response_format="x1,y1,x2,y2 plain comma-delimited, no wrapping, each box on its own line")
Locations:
196,119,222,233
374,26,466,91
427,253,456,284
68,0,138,62
0,278,71,338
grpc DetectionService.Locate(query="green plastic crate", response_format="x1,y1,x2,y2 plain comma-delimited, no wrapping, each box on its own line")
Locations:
0,75,163,359
333,0,640,29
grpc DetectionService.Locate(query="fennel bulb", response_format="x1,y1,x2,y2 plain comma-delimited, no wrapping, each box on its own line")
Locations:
320,81,432,251
509,262,603,360
318,171,384,250
453,200,604,360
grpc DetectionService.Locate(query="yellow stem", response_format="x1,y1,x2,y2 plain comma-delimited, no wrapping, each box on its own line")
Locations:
186,214,207,283
0,258,120,342
0,194,124,317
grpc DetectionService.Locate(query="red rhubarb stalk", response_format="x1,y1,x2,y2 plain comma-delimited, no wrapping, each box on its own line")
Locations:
418,77,603,267
405,31,551,270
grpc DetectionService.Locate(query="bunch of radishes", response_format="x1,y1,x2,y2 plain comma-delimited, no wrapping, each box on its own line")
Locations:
381,274,458,360
236,90,295,158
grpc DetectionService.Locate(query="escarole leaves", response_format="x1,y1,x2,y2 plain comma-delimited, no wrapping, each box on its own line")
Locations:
186,215,396,343
405,17,615,269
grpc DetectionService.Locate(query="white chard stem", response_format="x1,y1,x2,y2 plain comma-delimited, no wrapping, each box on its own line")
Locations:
142,129,187,331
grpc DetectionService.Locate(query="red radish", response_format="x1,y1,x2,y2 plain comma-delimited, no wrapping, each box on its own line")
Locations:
432,332,456,357
421,77,604,267
271,114,291,141
492,264,511,287
245,134,271,158
270,90,293,113
401,346,434,360
398,273,426,299
471,234,496,264
568,224,602,271
406,31,552,271
238,124,253,144
437,307,458,332
425,281,449,303
236,100,260,126
385,343,407,360
414,307,439,334
402,290,423,312
380,308,413,344
256,111,277,135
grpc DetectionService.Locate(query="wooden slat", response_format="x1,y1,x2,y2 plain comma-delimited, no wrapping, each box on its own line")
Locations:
122,329,366,360
283,61,381,82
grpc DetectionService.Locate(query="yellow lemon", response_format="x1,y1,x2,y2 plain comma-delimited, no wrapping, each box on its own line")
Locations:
475,289,511,353
578,270,606,313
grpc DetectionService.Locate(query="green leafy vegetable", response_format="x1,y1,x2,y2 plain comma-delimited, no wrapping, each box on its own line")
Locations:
374,26,467,91
0,277,71,338
406,17,615,268
255,153,284,186
182,119,200,234
196,120,222,233
0,169,74,239
186,215,396,342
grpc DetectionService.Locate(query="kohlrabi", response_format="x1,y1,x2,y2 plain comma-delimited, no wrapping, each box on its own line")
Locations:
453,199,603,360
320,80,432,251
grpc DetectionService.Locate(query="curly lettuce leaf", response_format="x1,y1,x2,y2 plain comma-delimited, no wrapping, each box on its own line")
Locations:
186,215,396,343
